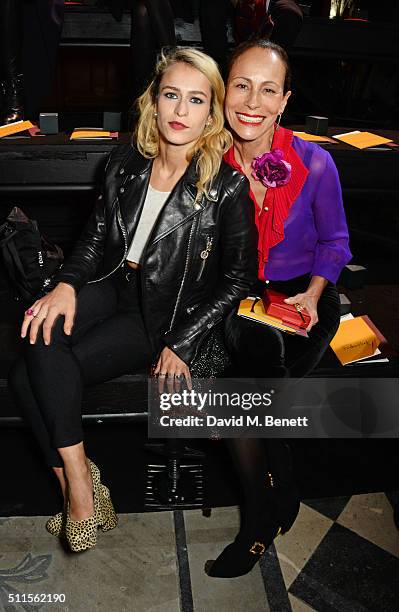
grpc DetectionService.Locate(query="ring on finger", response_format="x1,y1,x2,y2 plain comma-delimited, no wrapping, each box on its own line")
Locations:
26,308,36,317
174,374,183,380
158,372,167,378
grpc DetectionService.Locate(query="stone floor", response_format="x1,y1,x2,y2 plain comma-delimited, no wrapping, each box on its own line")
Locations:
0,492,398,612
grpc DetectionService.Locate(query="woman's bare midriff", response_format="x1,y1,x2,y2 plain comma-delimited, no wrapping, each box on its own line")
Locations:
127,261,140,270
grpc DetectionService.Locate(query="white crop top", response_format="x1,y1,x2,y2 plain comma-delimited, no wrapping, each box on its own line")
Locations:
126,184,170,265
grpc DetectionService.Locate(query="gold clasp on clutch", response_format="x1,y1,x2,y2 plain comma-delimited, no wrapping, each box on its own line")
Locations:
294,302,306,323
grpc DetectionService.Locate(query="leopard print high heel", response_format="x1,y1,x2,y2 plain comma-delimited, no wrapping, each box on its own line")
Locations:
47,460,118,550
45,459,102,538
45,483,115,538
65,461,118,552
99,485,118,532
46,511,65,537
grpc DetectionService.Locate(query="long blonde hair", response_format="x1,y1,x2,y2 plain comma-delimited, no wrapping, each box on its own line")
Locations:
134,48,232,200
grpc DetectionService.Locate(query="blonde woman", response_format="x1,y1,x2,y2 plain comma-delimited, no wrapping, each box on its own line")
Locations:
8,48,258,553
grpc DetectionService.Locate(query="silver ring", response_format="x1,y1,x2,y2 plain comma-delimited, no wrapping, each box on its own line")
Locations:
174,374,183,380
158,372,167,378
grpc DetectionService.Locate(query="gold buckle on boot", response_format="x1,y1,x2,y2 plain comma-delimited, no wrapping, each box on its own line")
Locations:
249,541,266,555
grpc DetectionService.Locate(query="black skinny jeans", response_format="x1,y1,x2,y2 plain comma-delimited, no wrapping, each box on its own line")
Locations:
8,269,155,468
225,274,341,378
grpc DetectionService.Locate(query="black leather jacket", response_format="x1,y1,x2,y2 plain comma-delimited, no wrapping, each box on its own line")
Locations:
54,144,258,365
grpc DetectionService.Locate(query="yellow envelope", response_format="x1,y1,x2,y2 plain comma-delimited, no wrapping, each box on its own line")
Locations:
330,316,381,365
293,131,334,143
0,120,34,138
70,130,112,140
333,131,392,149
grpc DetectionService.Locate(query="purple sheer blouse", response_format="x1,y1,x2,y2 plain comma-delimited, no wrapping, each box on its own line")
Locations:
264,137,352,284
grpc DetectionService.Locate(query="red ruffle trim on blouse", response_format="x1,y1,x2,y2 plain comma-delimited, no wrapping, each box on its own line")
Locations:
224,127,309,280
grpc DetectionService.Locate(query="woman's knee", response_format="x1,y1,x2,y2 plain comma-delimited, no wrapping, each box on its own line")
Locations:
315,286,341,343
224,315,286,376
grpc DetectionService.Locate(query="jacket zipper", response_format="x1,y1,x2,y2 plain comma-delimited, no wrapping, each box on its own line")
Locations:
167,220,196,333
89,202,128,284
190,316,223,365
196,236,213,281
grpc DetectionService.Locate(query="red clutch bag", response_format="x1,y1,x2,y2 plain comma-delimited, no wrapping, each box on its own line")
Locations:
262,289,311,330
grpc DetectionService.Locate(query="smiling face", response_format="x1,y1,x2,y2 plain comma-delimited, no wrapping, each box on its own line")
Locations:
225,47,291,145
155,61,212,150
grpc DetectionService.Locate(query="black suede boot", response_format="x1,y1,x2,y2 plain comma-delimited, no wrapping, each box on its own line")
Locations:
266,440,300,534
205,438,282,578
0,0,24,124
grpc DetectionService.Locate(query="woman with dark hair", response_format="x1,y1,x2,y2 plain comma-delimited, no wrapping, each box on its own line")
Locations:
8,47,258,554
223,39,351,379
204,39,351,579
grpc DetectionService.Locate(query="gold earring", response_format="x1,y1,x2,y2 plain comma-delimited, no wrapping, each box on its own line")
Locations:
154,111,158,118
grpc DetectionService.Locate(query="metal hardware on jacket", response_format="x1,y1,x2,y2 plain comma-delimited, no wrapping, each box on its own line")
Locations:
54,144,258,365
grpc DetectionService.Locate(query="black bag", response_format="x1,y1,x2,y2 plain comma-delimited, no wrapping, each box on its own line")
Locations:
0,206,64,303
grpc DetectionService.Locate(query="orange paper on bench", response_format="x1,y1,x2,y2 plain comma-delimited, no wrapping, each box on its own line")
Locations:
0,120,34,138
70,129,113,140
330,315,386,365
333,131,392,149
293,132,334,143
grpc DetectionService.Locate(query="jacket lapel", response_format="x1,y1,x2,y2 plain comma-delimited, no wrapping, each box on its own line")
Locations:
116,148,205,245
149,179,205,245
116,148,152,242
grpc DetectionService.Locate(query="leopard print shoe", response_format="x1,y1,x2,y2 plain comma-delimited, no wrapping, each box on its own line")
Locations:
45,459,102,539
45,485,113,538
66,512,98,552
66,462,118,552
99,485,118,532
45,511,65,537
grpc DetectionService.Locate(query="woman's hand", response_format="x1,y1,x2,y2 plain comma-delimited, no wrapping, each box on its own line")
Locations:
284,276,328,332
284,292,319,332
21,282,76,345
153,346,192,393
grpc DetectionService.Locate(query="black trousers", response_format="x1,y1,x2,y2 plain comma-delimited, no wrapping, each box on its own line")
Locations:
8,270,155,468
225,274,340,378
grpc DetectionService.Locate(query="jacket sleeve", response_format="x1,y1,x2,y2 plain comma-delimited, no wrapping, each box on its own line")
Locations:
52,157,112,293
163,177,259,365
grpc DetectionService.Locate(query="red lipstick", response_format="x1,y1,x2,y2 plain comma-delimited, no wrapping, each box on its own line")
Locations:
236,112,265,126
169,121,188,130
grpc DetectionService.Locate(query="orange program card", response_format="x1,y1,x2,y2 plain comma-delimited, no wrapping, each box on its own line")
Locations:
0,120,35,138
293,131,336,143
70,129,115,140
329,315,384,365
332,130,393,149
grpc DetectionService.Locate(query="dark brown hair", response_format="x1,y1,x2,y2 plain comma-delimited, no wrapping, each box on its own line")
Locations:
228,39,292,94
